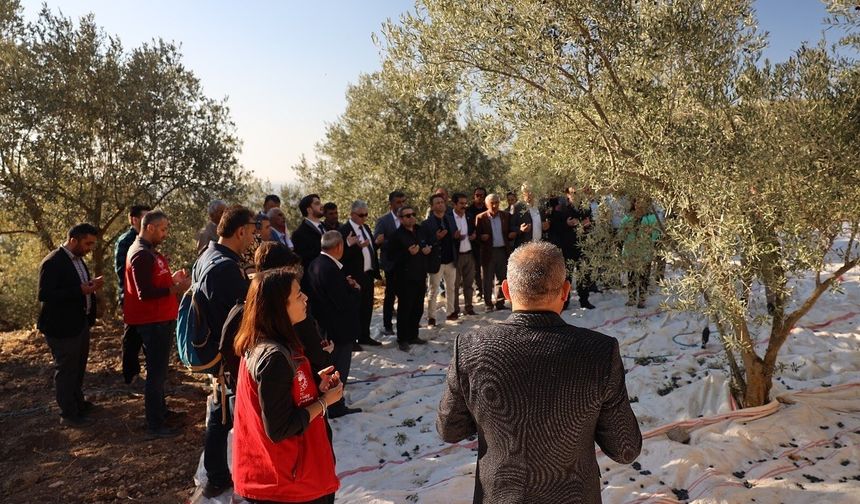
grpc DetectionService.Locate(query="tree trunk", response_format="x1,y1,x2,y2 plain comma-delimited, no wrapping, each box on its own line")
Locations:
743,358,772,407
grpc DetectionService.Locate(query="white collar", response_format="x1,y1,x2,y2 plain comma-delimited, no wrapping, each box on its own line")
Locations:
321,251,343,269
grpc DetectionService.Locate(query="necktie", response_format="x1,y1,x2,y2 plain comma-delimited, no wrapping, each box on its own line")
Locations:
317,223,326,234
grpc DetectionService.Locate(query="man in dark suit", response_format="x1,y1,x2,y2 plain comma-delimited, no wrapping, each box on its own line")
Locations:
305,231,362,418
466,187,487,303
38,223,105,427
373,190,406,335
340,200,383,349
512,183,550,248
387,206,433,351
291,193,327,272
475,193,517,311
437,242,642,503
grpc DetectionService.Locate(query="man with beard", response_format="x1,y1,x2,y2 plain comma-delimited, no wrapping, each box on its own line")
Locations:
291,194,327,272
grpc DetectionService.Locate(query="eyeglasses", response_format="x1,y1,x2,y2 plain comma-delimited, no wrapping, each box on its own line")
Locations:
401,213,416,218
354,213,368,218
248,220,261,230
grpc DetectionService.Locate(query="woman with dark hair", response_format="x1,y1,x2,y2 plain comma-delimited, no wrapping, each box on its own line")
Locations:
232,268,342,504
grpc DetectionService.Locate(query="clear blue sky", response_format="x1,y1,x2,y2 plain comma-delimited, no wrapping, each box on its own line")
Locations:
20,1,839,186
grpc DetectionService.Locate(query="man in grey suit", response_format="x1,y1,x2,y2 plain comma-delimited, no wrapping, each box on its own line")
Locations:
437,241,641,503
373,190,406,335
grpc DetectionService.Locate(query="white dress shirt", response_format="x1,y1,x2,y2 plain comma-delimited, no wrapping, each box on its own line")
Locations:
453,212,472,253
349,219,374,272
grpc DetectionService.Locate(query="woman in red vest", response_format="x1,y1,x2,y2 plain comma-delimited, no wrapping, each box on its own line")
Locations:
233,268,343,503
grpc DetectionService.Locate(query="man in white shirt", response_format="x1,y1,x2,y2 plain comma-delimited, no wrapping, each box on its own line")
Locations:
512,183,549,248
340,200,383,348
451,193,477,316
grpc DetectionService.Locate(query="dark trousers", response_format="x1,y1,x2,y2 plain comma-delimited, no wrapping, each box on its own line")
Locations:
121,323,144,383
574,256,593,305
629,263,652,303
45,327,90,418
355,271,375,342
382,270,398,330
471,247,483,302
481,247,507,306
396,278,426,342
137,321,174,430
328,342,354,415
244,494,335,504
204,385,234,487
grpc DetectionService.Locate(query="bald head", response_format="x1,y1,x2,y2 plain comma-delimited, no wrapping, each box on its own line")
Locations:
504,242,569,310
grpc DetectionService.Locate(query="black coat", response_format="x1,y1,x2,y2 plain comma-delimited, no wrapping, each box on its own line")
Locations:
37,248,97,339
387,225,430,283
304,254,360,345
437,311,642,504
291,219,324,271
338,221,381,280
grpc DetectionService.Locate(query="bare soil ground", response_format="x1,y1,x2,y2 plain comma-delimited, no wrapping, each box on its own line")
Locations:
0,321,211,503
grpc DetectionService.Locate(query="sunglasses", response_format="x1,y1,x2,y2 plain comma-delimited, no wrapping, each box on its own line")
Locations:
354,213,368,218
401,213,416,218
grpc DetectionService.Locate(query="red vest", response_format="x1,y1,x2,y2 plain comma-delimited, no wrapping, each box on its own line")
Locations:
123,247,179,325
233,351,339,502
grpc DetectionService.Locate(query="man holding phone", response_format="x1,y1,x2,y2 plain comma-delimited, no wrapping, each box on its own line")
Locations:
38,223,105,428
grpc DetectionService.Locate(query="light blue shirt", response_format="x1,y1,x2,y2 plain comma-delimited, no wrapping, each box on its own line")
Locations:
490,214,504,248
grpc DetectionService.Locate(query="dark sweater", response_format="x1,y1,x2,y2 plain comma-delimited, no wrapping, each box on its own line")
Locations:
437,311,642,504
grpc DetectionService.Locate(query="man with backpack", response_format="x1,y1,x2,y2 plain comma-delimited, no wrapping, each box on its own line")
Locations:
188,205,256,499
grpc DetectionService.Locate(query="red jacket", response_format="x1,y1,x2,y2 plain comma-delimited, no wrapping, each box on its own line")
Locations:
123,238,179,325
233,343,339,502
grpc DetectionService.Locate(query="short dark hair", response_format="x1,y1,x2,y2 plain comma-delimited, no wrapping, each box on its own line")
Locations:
264,194,281,206
473,187,487,195
141,210,168,230
254,241,302,273
217,205,255,238
323,202,338,212
129,204,151,219
388,190,405,203
398,205,415,218
506,191,516,197
68,223,98,240
452,192,468,205
429,194,445,205
298,194,320,217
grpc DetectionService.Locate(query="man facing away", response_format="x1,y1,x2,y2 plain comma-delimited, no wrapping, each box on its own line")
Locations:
38,223,105,427
437,241,642,503
114,204,151,384
197,200,227,256
124,210,192,439
193,205,256,499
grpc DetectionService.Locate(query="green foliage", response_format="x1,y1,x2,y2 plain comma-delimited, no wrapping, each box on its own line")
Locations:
382,0,860,406
296,72,509,218
0,5,255,327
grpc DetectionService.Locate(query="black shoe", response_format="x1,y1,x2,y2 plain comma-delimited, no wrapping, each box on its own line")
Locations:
464,307,476,316
201,481,233,499
359,337,383,346
446,312,459,321
352,342,364,352
145,426,181,440
397,341,411,352
495,301,508,310
427,317,436,328
60,415,94,428
78,400,96,416
580,301,596,310
382,327,395,336
485,304,495,312
329,407,363,419
637,300,646,309
590,285,601,293
411,337,428,345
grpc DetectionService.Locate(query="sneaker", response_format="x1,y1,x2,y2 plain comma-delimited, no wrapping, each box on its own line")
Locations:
446,313,459,321
60,415,94,428
464,307,476,316
427,318,436,328
410,336,428,345
397,341,411,352
201,481,233,499
145,426,181,440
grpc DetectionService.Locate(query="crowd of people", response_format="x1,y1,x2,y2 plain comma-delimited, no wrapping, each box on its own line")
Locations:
36,183,656,503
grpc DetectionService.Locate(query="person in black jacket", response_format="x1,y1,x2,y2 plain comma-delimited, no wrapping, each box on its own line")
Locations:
305,231,362,418
387,206,433,351
423,194,457,326
37,223,105,427
339,200,383,349
437,242,641,503
291,193,327,273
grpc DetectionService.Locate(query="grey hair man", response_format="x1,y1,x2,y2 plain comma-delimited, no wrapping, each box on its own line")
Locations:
339,200,383,348
437,241,641,503
266,207,294,249
305,230,362,418
196,199,227,255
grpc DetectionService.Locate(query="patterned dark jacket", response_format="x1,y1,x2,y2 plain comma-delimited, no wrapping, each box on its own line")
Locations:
437,311,642,504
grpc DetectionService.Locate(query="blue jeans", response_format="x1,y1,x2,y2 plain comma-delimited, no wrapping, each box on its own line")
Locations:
204,384,234,487
137,321,174,430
